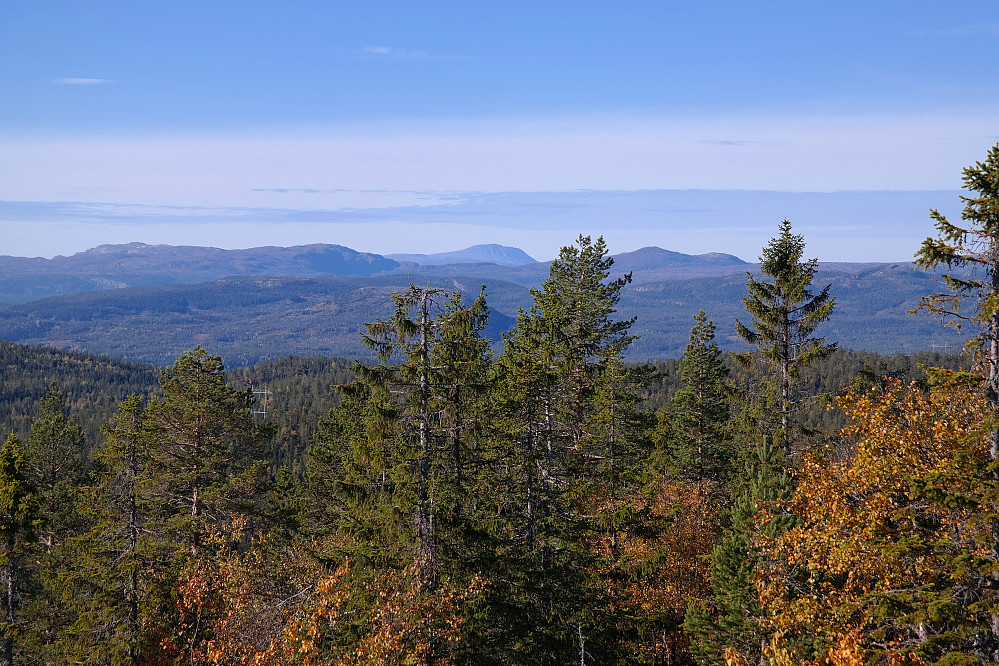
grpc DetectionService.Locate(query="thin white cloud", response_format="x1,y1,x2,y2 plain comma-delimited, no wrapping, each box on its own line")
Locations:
55,77,113,85
698,139,788,147
358,46,465,60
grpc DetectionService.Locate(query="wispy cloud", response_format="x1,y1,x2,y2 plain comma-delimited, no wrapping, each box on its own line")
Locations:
357,46,467,60
55,77,113,85
699,139,787,147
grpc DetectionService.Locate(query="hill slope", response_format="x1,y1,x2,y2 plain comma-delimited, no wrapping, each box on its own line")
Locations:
0,243,401,303
0,262,966,365
0,242,761,304
386,244,536,266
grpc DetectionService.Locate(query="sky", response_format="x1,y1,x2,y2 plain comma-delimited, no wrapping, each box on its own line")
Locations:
1,1,997,262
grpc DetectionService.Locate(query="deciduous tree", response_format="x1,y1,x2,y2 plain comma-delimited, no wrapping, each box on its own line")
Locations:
756,373,999,663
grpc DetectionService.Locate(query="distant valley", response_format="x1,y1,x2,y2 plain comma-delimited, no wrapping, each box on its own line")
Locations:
0,242,966,365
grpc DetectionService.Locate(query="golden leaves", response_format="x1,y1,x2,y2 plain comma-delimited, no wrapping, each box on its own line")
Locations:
755,374,991,661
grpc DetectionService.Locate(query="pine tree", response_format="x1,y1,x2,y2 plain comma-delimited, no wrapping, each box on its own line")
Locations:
26,383,87,552
0,434,35,666
143,346,268,556
735,220,835,453
141,347,270,655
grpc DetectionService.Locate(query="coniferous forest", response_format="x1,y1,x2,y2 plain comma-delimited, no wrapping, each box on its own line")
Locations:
3,146,999,665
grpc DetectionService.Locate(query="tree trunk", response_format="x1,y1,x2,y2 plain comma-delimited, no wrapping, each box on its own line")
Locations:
2,551,14,666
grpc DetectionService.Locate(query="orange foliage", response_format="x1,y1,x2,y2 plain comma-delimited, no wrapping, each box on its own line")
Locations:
597,480,717,662
725,631,925,666
168,519,484,665
756,375,992,661
166,518,328,664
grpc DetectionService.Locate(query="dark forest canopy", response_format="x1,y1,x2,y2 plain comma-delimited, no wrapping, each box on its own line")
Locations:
0,338,965,474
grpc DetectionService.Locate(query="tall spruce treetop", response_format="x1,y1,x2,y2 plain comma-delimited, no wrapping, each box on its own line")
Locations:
520,234,635,436
532,234,635,367
488,235,639,663
915,143,999,458
735,220,835,453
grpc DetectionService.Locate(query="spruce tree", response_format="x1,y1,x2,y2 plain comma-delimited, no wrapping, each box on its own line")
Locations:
488,234,639,664
23,383,89,658
660,310,732,486
915,143,999,457
0,434,36,666
685,437,795,665
914,142,999,658
63,395,150,665
735,220,835,453
310,286,494,661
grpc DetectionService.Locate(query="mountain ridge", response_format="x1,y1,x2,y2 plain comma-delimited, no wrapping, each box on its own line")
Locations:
0,241,759,304
386,243,536,266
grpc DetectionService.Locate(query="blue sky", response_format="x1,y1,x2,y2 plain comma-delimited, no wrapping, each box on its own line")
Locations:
1,1,997,261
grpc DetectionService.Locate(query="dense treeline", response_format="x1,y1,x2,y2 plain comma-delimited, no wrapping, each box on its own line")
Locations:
1,340,964,479
3,146,999,665
0,342,162,446
227,355,356,474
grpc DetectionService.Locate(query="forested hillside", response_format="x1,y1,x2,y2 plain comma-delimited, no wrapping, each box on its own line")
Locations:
0,261,966,365
2,147,999,665
0,341,161,445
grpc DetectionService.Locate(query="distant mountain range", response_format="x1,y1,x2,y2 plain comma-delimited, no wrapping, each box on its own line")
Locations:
0,242,396,304
0,241,969,365
0,242,749,304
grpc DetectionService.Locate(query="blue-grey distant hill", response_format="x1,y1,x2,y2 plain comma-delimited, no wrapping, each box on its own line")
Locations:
0,242,754,304
386,244,536,267
0,240,970,365
0,261,967,365
0,242,400,303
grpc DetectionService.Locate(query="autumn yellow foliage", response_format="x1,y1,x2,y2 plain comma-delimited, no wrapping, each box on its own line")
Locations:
755,373,993,662
167,518,484,665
